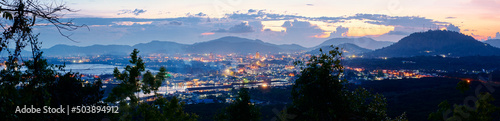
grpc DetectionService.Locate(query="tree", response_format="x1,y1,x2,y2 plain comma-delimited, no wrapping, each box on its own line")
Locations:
456,80,470,93
105,49,145,105
0,0,82,63
105,49,198,121
429,80,499,121
215,88,261,121
288,46,406,121
142,67,167,95
135,97,198,121
0,1,101,120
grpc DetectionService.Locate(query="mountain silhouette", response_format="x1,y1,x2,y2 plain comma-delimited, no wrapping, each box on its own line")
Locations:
314,37,394,50
367,30,500,57
42,36,308,56
132,40,188,54
43,44,133,56
484,39,500,48
308,43,372,56
186,36,284,54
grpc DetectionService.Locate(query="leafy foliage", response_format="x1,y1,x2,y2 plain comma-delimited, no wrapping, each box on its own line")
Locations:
215,88,261,121
105,49,146,105
456,80,470,93
134,97,198,121
0,1,102,120
105,49,198,121
289,46,407,121
429,82,499,121
142,67,167,95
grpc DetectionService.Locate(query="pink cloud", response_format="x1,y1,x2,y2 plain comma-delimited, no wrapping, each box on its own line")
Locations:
201,32,215,35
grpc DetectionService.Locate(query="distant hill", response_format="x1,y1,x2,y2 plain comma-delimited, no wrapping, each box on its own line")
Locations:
484,39,500,48
186,36,284,54
42,36,308,56
314,37,394,50
367,30,500,57
43,44,133,56
132,40,188,54
308,43,372,56
277,44,306,52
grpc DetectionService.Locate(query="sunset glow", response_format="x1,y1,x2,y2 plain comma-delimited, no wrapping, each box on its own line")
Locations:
30,0,498,48
201,32,215,36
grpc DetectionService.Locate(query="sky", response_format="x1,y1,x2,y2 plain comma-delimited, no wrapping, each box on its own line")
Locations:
33,0,500,48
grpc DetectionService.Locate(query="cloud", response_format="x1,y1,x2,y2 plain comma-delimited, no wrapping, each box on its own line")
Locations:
169,21,182,25
227,9,308,20
186,12,206,17
36,11,469,48
445,17,456,19
330,26,349,38
488,32,500,40
226,12,448,30
195,12,206,16
248,9,257,13
470,33,488,40
445,24,460,32
306,4,314,6
463,29,477,32
248,21,264,32
385,30,410,35
213,22,254,33
113,21,153,26
201,32,215,36
280,20,327,45
351,14,447,28
117,9,147,16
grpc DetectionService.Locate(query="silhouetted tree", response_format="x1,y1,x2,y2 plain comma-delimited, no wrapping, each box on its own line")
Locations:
142,67,167,95
105,49,198,121
0,1,101,120
456,80,470,93
135,97,198,121
105,49,145,105
288,46,407,121
429,80,499,121
215,88,261,121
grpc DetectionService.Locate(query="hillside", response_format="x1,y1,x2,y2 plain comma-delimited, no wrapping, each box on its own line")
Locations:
308,43,372,56
484,39,500,48
132,40,188,54
186,36,283,54
314,37,394,50
43,44,133,56
42,36,308,56
367,30,500,57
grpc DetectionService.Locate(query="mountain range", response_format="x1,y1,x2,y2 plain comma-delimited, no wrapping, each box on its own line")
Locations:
307,43,372,56
367,30,500,57
484,39,500,48
186,36,286,54
40,31,500,57
313,37,394,50
43,45,133,56
42,36,310,56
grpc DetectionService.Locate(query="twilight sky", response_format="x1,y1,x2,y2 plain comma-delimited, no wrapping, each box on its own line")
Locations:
34,0,500,48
